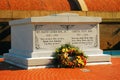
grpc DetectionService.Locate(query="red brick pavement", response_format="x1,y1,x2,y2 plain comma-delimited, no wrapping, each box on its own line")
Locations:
0,58,120,80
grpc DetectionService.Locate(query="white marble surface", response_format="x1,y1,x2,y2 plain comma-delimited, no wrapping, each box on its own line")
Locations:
9,13,101,25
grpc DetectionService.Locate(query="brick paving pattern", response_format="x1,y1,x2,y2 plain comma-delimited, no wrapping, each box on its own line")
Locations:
0,58,120,80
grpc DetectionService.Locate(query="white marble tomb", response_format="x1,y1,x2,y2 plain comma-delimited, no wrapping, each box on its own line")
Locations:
4,13,111,69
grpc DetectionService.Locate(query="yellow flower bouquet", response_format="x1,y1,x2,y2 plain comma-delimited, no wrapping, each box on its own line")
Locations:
53,44,87,68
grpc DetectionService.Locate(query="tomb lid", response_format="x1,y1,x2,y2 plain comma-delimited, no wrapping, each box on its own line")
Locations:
9,13,101,26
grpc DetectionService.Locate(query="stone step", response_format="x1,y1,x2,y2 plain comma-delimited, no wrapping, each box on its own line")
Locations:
87,54,111,62
86,54,111,65
4,53,53,69
4,53,111,69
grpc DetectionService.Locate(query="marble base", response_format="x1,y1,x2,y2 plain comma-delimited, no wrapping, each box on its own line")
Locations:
86,54,111,65
4,53,53,69
4,51,111,69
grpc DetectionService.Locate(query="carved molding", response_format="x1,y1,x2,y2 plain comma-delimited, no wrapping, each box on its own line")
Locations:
60,25,74,30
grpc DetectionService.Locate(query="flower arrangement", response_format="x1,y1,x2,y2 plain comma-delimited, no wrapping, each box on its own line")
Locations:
54,44,87,68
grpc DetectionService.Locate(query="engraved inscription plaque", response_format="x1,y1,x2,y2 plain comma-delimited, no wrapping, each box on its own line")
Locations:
35,24,98,50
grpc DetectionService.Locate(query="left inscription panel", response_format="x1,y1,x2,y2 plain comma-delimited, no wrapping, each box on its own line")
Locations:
35,24,67,50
